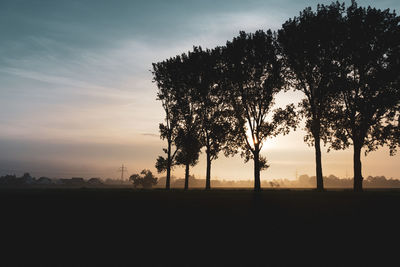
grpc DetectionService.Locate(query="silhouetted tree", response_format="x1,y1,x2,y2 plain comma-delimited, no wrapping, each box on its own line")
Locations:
174,129,202,190
221,30,297,191
172,53,203,190
188,46,239,190
129,169,158,189
153,58,181,189
278,2,345,191
329,1,400,192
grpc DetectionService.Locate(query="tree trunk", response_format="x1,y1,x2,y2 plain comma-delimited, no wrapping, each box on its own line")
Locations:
205,146,211,190
353,141,363,192
166,140,171,190
184,163,190,190
254,149,261,191
314,135,324,191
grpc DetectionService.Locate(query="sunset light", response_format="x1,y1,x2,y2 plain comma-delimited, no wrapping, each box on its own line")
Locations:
1,0,399,265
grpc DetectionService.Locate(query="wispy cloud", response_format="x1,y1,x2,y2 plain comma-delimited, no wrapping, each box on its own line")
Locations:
0,67,125,97
141,133,159,137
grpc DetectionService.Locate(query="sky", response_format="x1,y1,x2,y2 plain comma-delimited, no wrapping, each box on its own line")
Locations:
0,0,399,180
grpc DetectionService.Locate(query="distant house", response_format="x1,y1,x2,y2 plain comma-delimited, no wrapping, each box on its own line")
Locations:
88,178,103,185
37,177,52,185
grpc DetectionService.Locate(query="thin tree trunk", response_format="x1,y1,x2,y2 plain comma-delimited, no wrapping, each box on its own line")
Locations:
314,135,324,191
205,147,211,190
166,140,171,190
353,141,363,192
184,163,190,190
254,149,261,191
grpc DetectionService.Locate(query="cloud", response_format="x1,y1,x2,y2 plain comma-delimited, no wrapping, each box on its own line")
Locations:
0,67,126,98
141,133,159,137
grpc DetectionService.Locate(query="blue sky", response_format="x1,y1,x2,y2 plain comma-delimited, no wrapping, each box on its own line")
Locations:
0,0,399,179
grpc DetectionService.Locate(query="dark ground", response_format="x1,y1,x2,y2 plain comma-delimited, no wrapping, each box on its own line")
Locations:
1,188,399,266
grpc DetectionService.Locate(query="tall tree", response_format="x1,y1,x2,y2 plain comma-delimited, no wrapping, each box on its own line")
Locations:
222,30,297,191
172,53,203,190
152,57,181,189
189,46,238,190
329,1,400,192
278,2,345,191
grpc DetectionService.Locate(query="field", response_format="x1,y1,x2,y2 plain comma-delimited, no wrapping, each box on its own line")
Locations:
1,188,399,266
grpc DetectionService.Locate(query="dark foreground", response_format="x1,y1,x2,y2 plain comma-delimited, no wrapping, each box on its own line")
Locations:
1,188,399,266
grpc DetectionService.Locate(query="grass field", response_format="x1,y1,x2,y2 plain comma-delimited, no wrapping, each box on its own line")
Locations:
1,188,399,266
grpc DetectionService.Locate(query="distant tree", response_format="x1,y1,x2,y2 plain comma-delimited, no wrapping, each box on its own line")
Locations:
278,2,345,191
0,174,17,185
269,181,280,188
221,30,298,191
130,174,141,188
188,46,239,190
365,176,400,188
152,57,181,189
329,1,400,192
20,172,35,185
129,170,158,189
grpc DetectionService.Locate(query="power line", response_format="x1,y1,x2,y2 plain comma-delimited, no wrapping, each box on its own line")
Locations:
118,164,128,180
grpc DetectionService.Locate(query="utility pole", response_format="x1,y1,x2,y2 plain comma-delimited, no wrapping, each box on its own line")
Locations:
118,164,128,181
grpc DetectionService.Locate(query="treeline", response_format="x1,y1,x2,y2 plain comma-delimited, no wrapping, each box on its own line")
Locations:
153,1,400,192
2,172,398,189
155,175,400,189
0,173,129,187
273,175,400,188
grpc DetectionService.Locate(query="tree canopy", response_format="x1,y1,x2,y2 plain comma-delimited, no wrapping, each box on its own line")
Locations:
188,46,239,189
152,57,181,189
278,2,345,191
221,30,297,191
328,1,400,191
152,1,399,192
